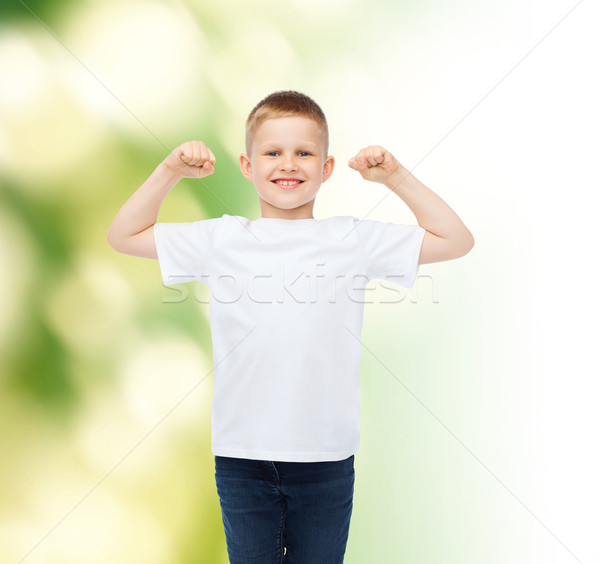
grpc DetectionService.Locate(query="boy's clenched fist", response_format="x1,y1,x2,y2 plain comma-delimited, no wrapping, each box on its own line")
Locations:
348,145,401,185
164,141,216,179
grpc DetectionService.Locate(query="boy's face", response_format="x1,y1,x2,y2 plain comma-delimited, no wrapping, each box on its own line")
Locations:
240,116,335,219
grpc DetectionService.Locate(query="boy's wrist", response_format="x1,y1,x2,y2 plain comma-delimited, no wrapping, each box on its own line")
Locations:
384,165,414,193
157,161,185,183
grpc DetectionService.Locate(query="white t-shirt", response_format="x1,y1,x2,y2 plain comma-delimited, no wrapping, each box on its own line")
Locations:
154,214,425,462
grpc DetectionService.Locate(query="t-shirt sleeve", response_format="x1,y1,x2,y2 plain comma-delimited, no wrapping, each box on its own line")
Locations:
153,219,220,286
357,219,426,288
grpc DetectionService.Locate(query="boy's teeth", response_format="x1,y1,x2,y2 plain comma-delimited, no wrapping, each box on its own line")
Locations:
276,180,300,186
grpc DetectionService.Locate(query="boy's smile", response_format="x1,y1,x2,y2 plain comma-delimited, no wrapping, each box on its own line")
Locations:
271,178,304,189
240,116,335,219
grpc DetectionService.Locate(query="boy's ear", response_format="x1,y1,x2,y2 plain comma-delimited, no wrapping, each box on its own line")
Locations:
322,155,335,183
239,154,253,182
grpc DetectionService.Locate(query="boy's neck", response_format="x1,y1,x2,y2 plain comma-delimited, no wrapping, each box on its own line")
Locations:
259,201,315,220
260,213,316,220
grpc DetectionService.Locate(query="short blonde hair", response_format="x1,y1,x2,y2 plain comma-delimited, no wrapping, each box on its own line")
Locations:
245,90,329,156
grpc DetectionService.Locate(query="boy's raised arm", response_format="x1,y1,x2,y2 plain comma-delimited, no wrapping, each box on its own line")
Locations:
349,145,474,265
107,141,215,259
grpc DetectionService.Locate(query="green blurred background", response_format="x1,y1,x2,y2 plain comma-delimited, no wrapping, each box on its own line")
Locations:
2,0,598,562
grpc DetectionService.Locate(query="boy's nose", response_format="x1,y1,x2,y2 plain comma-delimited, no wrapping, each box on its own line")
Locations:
280,155,297,171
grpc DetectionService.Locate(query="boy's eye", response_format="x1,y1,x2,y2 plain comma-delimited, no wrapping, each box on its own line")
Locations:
264,151,311,157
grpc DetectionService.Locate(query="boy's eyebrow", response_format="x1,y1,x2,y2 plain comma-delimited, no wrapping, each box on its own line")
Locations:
259,141,319,150
259,140,319,148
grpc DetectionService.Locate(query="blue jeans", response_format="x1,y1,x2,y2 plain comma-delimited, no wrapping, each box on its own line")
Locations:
214,454,355,564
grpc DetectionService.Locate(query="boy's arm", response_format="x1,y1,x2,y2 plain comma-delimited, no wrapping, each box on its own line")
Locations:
107,141,216,259
348,145,474,264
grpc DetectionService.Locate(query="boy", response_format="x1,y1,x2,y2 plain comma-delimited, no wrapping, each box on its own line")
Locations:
107,90,474,563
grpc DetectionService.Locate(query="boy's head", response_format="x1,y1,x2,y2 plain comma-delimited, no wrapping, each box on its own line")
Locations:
240,90,335,219
245,90,329,157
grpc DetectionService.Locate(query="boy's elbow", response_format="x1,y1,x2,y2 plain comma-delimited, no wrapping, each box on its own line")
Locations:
468,231,475,251
459,231,475,256
107,228,125,253
106,225,157,259
107,228,118,250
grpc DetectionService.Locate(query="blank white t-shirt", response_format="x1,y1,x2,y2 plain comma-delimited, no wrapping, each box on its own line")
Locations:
154,214,425,462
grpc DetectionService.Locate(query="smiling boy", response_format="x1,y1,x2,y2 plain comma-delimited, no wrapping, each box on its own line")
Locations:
108,90,473,563
240,112,334,219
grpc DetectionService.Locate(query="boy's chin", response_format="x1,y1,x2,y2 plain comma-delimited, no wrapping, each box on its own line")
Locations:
258,184,320,199
256,194,318,214
262,198,317,208
256,192,318,208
